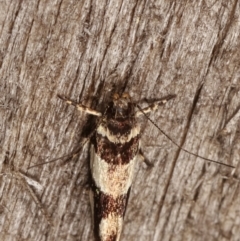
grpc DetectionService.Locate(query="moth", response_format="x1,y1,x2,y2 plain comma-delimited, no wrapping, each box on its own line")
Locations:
55,92,234,241
55,92,175,241
28,91,234,241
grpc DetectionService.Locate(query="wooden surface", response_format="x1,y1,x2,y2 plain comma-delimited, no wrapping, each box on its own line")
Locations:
0,1,240,241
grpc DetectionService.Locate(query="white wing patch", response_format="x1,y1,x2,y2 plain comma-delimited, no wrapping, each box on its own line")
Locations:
97,124,140,144
90,145,137,198
99,213,123,241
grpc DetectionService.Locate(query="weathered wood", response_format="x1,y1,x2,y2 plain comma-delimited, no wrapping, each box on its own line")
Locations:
0,1,240,241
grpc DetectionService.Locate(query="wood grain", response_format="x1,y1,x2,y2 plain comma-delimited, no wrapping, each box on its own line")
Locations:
0,1,240,241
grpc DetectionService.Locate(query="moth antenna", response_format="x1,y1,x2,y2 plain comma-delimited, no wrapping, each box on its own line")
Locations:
136,104,235,169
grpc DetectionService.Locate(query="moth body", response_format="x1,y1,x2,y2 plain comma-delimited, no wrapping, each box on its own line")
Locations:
90,93,140,241
58,92,176,241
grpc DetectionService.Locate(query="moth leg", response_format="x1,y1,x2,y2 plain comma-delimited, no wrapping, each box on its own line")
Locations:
29,138,91,169
2,155,53,226
15,171,53,226
138,149,154,167
58,94,102,116
136,94,176,117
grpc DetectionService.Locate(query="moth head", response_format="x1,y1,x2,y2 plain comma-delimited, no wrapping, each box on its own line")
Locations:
111,92,132,118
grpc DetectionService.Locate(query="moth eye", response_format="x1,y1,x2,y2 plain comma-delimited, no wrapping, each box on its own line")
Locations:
113,93,120,100
122,92,130,99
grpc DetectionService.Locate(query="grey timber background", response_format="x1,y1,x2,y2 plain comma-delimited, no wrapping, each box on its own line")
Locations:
0,1,240,241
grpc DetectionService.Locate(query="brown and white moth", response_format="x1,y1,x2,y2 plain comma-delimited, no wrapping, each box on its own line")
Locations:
90,92,140,241
56,92,234,241
57,92,176,241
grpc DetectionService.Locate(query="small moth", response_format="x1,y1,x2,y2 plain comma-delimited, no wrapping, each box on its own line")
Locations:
58,92,175,241
51,92,234,241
